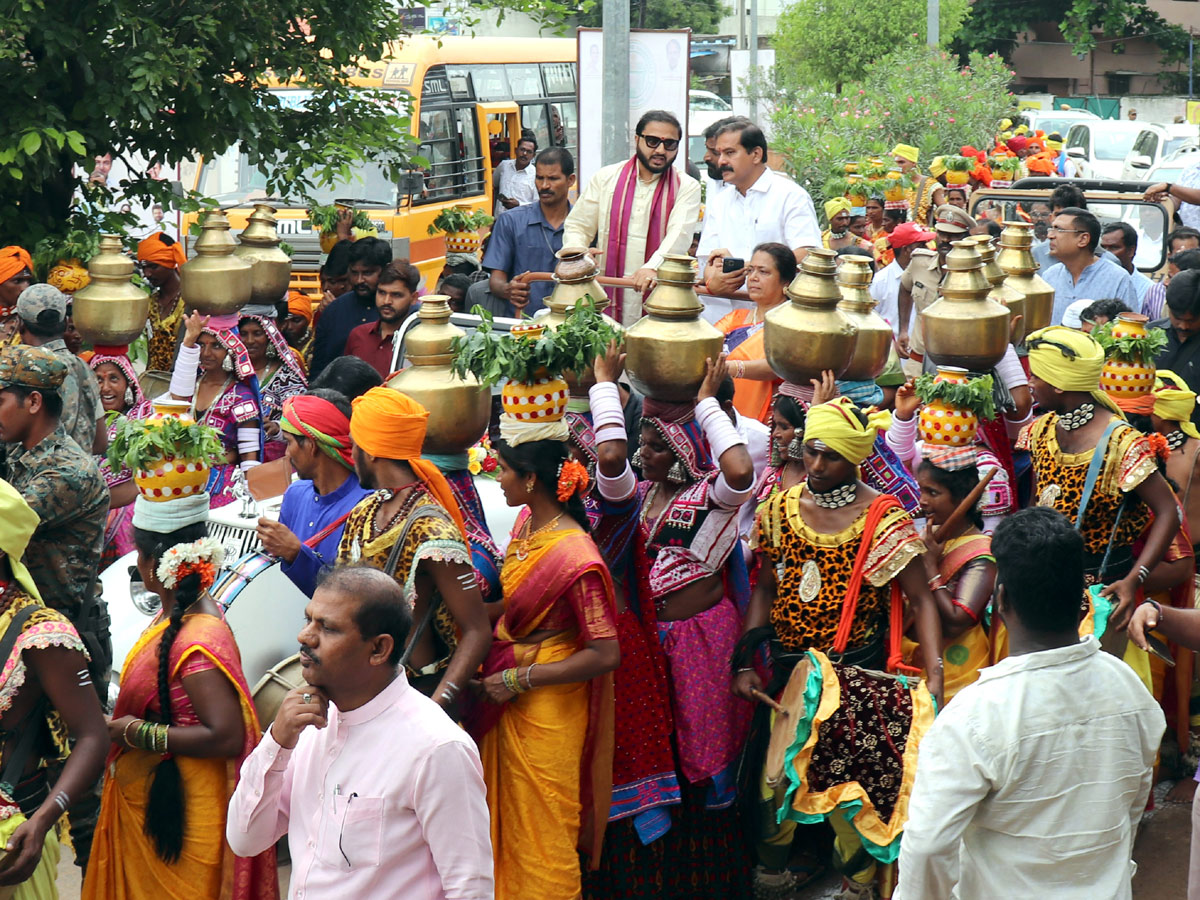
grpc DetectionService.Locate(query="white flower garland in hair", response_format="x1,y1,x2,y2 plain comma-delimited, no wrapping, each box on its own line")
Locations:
156,537,225,590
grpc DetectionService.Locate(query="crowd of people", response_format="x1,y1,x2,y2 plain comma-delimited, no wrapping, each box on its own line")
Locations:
0,105,1199,900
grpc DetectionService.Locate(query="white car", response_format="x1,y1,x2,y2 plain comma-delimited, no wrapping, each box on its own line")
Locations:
1120,123,1199,181
689,89,733,137
1017,108,1099,139
1064,120,1144,180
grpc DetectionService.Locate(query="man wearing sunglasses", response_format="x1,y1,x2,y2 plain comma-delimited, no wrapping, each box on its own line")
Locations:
563,110,700,326
698,118,821,299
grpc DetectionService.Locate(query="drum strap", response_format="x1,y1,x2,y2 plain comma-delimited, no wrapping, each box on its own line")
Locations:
303,511,353,549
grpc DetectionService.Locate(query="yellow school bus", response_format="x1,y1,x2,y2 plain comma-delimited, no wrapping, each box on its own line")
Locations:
184,36,577,288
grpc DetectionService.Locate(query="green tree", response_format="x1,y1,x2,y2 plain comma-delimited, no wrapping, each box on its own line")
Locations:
577,0,728,35
773,0,970,90
0,0,576,247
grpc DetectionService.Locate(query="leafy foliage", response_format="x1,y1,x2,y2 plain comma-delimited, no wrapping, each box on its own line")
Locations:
765,47,1016,208
1093,321,1169,365
0,0,575,247
451,301,622,386
108,416,227,474
576,0,727,34
943,155,976,173
774,0,969,89
308,204,375,234
428,206,495,236
915,372,997,420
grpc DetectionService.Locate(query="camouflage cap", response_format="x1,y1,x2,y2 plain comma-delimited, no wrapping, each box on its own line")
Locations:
15,283,67,325
0,345,67,391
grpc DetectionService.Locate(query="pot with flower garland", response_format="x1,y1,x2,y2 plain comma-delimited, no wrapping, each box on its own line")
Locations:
915,368,996,447
1095,313,1168,401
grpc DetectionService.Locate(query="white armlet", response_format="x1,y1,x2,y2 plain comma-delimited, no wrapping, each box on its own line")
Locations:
169,344,201,398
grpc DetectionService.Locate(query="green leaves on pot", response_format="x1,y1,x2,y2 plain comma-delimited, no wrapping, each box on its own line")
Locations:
307,204,373,233
914,372,996,420
1093,321,1168,365
108,415,226,473
427,206,494,236
451,301,622,387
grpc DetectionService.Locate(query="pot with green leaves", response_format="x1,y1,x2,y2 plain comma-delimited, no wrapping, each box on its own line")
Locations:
624,255,724,402
109,414,227,502
235,203,293,306
308,204,375,253
72,234,150,348
764,248,857,384
920,240,1010,371
943,155,975,185
916,368,996,447
179,211,253,316
1096,313,1167,400
452,302,622,422
429,205,494,255
387,296,490,454
542,249,619,393
835,255,891,381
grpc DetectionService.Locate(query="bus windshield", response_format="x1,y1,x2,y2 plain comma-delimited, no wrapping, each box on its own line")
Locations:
198,148,399,208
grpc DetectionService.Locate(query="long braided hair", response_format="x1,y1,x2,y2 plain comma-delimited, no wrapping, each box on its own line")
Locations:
132,521,208,863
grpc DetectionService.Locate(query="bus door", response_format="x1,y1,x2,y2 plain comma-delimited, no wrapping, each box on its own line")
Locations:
479,101,521,181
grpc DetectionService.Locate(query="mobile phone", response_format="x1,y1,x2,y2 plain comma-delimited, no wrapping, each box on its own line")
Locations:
722,257,745,273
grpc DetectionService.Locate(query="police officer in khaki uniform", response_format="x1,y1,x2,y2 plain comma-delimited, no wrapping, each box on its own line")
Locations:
898,204,977,378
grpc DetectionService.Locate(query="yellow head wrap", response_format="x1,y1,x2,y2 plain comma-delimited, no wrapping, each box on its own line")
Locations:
0,478,42,601
1153,370,1200,439
824,197,853,222
804,397,892,466
999,118,1013,132
928,156,947,177
1015,124,1029,135
1026,326,1125,418
891,143,919,164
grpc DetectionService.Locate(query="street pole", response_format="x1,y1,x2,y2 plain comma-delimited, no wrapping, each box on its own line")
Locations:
601,0,630,167
927,0,939,47
749,0,758,121
1190,29,1194,100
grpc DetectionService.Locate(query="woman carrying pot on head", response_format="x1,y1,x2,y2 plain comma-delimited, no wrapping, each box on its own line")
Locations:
168,311,263,507
713,242,796,426
91,353,154,567
83,479,277,899
239,311,307,463
587,344,757,896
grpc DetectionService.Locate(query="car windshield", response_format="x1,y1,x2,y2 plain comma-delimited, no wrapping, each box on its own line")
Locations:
198,148,399,208
1164,137,1196,157
690,94,731,111
1035,117,1088,137
1093,129,1140,161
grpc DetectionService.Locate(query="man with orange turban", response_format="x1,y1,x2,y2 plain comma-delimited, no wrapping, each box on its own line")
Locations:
136,233,187,372
0,246,33,315
280,291,315,372
337,385,491,712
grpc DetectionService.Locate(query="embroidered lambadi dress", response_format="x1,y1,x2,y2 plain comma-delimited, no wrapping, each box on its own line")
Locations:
753,483,925,655
1017,413,1155,558
336,487,472,682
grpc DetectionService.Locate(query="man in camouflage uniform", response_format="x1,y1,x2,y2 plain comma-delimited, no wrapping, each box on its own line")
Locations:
16,283,105,453
0,344,110,873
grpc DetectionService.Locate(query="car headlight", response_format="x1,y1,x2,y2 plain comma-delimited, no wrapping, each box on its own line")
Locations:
128,565,161,616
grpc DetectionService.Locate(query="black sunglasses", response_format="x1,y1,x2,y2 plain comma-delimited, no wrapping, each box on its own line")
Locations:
638,134,680,151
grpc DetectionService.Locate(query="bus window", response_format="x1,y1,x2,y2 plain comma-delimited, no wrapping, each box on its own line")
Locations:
507,64,544,100
521,103,551,151
549,101,577,151
542,62,574,96
419,107,458,202
463,65,510,102
456,106,485,197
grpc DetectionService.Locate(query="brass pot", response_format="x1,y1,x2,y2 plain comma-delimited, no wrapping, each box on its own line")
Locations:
542,248,617,394
180,211,253,316
385,296,490,454
71,234,151,346
996,221,1054,333
920,240,1011,371
624,255,724,402
764,248,857,383
234,203,293,306
836,256,892,381
970,234,1026,345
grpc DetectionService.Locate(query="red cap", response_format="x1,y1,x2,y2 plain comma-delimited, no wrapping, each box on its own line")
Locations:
889,222,936,249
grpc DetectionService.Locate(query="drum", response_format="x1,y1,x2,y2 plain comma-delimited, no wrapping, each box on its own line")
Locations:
765,655,814,788
210,550,276,611
252,653,305,727
138,370,172,402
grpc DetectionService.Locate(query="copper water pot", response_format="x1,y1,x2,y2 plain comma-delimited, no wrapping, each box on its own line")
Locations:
180,211,253,315
71,235,150,346
996,221,1053,333
386,296,490,454
835,255,892,381
624,255,723,402
920,240,1011,371
971,234,1026,345
764,248,857,383
234,203,293,306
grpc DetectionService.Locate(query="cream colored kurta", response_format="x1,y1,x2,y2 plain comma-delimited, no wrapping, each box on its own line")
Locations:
563,161,701,325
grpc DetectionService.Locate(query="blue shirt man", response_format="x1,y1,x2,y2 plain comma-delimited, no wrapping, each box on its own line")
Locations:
1043,207,1139,325
482,147,577,316
277,474,370,595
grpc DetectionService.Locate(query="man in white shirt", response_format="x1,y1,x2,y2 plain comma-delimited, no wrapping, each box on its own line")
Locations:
896,507,1164,900
563,110,701,325
228,566,494,900
698,119,822,296
493,135,538,216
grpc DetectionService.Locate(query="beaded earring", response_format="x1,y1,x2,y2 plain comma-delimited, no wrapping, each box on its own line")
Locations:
667,460,689,485
631,447,644,469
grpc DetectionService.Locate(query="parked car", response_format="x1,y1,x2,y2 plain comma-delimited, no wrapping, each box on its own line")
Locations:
1064,121,1144,180
1120,123,1199,181
1017,108,1099,139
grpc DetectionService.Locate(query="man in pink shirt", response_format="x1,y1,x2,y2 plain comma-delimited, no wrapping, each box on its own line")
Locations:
227,566,493,899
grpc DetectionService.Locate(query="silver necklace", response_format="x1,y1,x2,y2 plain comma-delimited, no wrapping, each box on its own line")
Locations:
811,482,857,509
1168,429,1188,451
1058,402,1095,431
